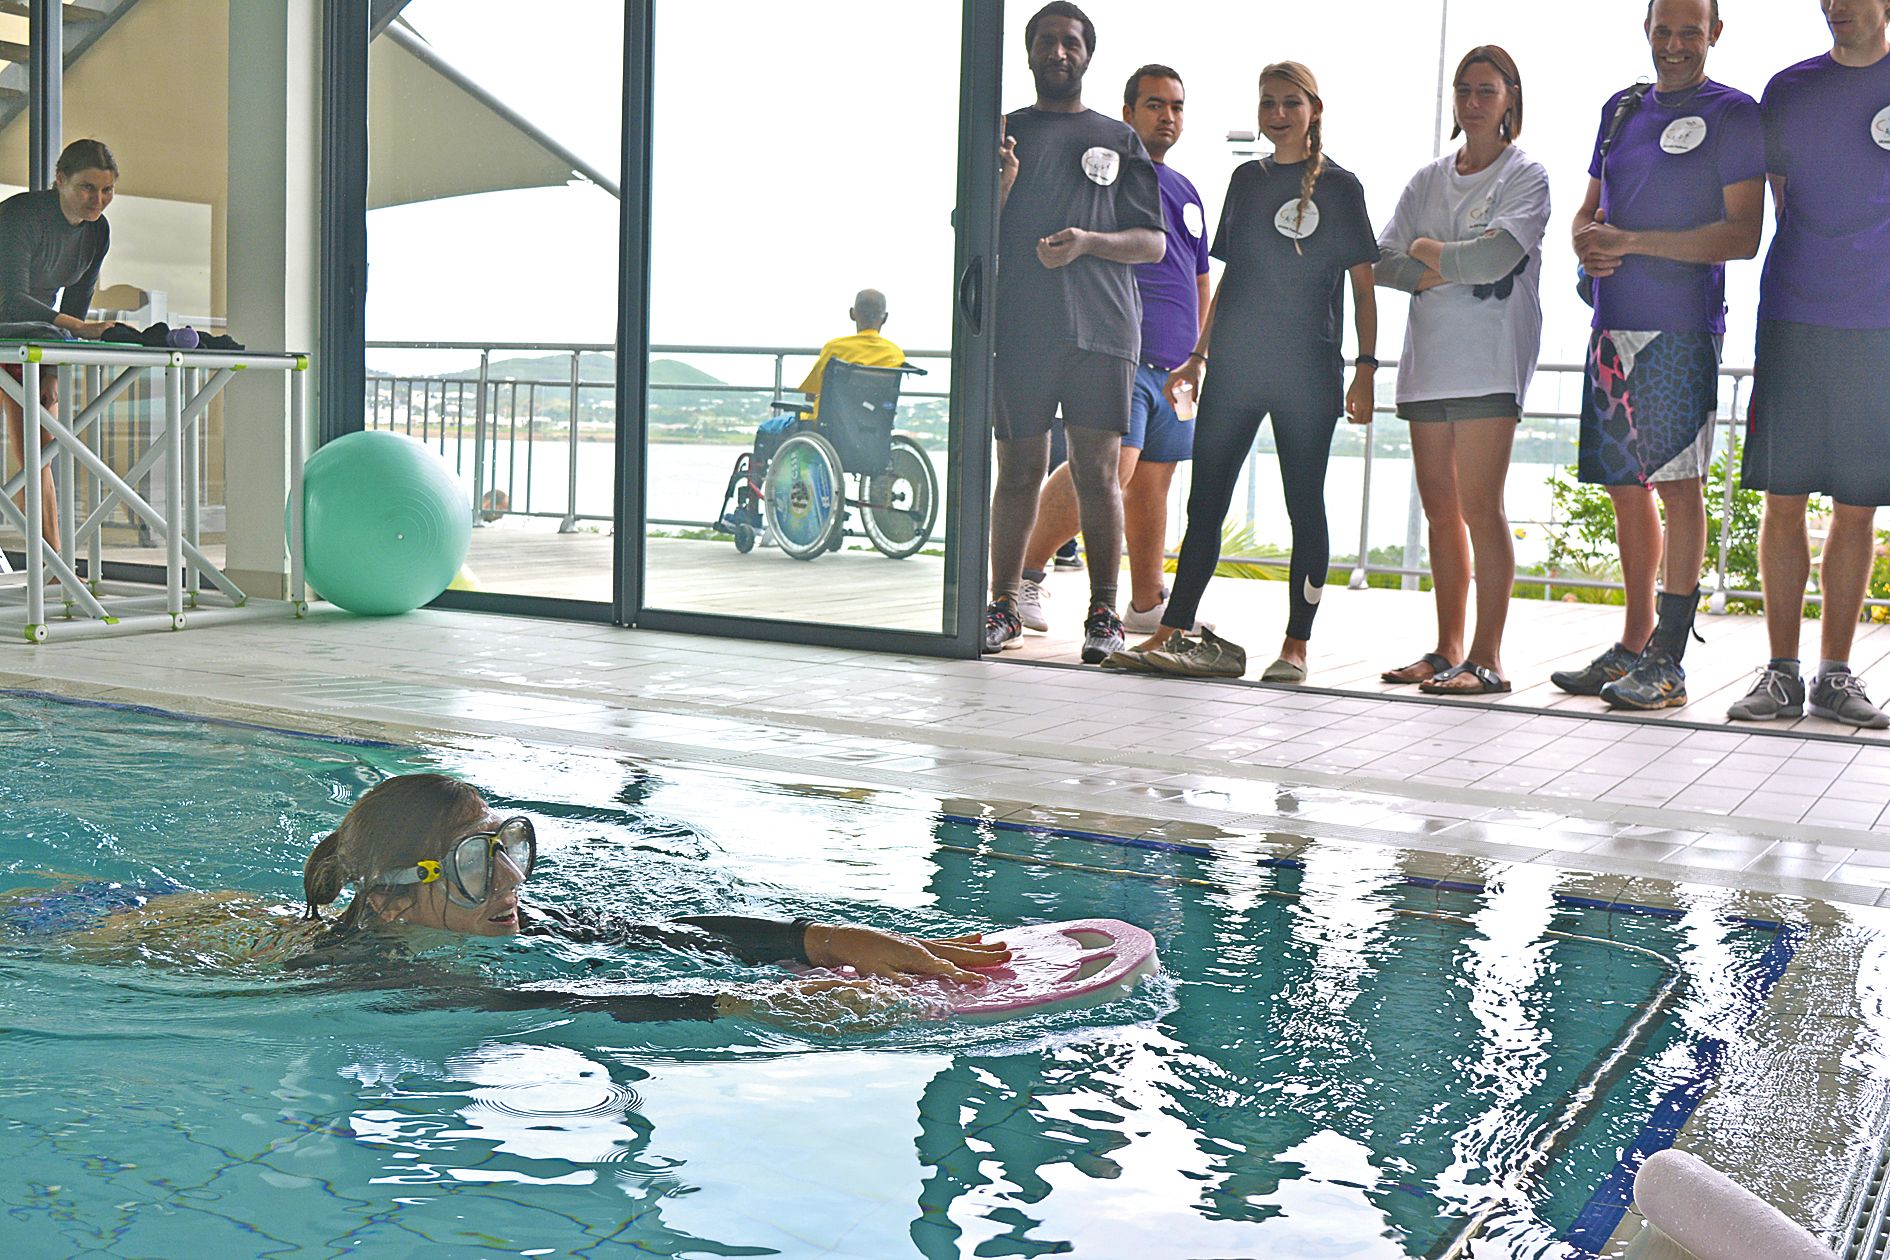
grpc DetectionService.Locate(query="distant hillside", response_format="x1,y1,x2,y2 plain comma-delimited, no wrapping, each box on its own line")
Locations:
365,353,726,388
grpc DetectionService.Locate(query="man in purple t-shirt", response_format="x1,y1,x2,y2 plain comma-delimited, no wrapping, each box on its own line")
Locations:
1554,0,1764,713
1730,0,1890,729
1012,63,1212,642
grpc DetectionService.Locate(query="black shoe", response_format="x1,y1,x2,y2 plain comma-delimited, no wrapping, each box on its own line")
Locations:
1080,606,1125,664
1601,649,1687,710
982,597,1023,653
1550,643,1638,696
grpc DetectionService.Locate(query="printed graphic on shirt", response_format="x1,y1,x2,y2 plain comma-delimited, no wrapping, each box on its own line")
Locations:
1873,104,1890,151
1468,196,1494,226
1661,116,1708,154
1183,202,1205,238
1082,147,1120,186
1275,198,1321,240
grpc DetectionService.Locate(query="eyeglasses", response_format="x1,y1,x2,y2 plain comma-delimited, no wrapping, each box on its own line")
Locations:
373,817,537,908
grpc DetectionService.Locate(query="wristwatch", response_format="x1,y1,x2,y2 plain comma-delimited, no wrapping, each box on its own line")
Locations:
1354,355,1380,369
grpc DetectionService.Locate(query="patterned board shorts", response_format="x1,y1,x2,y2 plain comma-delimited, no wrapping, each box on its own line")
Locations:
1578,329,1721,487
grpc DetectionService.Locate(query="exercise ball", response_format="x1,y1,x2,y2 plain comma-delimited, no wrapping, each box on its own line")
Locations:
296,430,471,615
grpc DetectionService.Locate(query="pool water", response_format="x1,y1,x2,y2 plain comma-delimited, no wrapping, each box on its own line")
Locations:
0,693,1796,1258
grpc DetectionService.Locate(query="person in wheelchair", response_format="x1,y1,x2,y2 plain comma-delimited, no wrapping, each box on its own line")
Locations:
725,289,904,538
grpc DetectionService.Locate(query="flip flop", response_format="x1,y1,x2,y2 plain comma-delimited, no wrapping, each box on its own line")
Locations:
1419,662,1511,696
1382,652,1452,685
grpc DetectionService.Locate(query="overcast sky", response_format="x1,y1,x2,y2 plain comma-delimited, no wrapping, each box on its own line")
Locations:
367,0,1837,388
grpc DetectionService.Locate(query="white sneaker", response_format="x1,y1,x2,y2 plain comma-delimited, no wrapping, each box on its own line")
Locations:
1123,595,1167,634
1016,578,1049,632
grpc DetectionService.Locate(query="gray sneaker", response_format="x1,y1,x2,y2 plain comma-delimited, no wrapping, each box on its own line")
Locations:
1144,626,1248,679
1809,670,1890,730
1017,578,1049,632
1726,667,1806,721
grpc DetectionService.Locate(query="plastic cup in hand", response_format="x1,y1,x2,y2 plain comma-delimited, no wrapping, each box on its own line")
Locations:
166,327,199,350
1173,378,1196,422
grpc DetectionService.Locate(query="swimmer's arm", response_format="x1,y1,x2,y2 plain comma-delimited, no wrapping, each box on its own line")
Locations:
520,903,813,966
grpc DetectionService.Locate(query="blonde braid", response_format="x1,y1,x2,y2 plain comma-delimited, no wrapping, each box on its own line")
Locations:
1293,118,1325,257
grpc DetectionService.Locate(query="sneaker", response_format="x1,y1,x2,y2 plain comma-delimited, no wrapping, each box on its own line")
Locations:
1017,579,1049,632
1809,670,1890,730
1144,626,1248,679
982,597,1023,653
1122,586,1173,634
1550,643,1639,697
1600,649,1687,711
1726,667,1806,721
1053,540,1084,570
1080,606,1125,665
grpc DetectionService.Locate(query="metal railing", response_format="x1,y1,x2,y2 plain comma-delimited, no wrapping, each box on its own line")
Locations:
363,341,952,533
364,339,1804,612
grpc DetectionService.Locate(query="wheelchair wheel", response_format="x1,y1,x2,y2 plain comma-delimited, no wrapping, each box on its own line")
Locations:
862,436,939,559
733,521,756,553
763,431,843,560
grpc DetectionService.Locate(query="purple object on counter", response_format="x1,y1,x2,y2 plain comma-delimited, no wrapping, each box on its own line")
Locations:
167,327,199,349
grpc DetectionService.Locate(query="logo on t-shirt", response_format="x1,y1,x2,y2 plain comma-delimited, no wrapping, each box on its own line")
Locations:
1468,196,1494,226
1274,198,1320,240
1081,147,1120,186
1183,202,1205,238
1873,105,1890,151
1660,116,1707,154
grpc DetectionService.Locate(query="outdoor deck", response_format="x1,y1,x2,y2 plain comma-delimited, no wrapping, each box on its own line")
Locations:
66,524,1890,744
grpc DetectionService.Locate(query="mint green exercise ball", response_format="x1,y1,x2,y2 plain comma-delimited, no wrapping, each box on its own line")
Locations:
296,430,471,615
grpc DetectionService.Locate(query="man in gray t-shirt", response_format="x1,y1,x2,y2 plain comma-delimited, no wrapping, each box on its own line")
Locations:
984,2,1164,663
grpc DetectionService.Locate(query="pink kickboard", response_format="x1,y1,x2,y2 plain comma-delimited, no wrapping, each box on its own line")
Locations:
937,918,1158,1020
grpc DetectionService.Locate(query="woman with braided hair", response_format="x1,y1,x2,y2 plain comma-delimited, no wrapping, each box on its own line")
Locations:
1115,62,1379,682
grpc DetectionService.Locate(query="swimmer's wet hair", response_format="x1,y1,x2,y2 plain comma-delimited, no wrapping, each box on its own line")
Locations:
303,773,489,927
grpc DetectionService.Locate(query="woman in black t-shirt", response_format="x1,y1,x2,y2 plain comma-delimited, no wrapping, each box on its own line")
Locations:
1119,63,1379,683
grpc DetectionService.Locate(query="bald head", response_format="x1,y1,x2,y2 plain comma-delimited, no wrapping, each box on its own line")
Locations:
851,289,888,332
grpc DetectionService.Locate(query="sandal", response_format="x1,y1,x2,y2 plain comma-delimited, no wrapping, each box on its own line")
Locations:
1382,652,1452,685
1419,662,1511,696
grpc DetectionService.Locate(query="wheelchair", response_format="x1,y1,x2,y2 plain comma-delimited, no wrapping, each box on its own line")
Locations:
713,358,939,561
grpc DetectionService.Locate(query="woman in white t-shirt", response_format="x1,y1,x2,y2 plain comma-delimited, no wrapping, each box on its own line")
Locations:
1374,46,1551,696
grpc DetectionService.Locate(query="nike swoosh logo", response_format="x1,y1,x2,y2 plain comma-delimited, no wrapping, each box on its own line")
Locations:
1304,578,1324,605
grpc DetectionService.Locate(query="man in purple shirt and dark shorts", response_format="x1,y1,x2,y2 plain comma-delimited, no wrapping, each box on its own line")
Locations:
985,2,1166,663
1555,0,1764,711
1013,64,1212,643
1730,0,1890,728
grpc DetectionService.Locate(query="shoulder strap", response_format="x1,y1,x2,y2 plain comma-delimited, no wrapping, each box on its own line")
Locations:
1598,83,1651,172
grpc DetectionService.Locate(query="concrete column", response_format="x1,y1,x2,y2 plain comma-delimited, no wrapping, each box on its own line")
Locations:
223,0,321,597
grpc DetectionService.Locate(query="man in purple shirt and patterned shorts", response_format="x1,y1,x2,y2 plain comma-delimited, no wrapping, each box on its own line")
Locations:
1730,0,1890,729
1555,0,1764,711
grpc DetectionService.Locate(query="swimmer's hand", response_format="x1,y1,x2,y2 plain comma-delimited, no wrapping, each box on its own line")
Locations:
802,924,1009,985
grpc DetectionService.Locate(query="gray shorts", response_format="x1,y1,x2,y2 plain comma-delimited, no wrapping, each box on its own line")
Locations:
1396,393,1520,423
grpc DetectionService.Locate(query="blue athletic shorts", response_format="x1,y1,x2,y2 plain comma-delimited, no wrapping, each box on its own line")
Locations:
1130,363,1194,463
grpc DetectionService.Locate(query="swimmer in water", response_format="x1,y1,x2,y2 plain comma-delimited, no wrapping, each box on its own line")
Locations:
1,773,1011,1024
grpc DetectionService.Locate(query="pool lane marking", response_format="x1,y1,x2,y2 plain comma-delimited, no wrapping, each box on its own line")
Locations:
942,821,1804,1257
947,813,1790,934
1558,919,1805,1258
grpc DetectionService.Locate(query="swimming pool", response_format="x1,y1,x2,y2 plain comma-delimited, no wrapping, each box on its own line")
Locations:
0,691,1800,1258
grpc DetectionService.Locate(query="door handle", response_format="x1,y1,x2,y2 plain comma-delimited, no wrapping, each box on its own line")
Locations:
957,256,984,337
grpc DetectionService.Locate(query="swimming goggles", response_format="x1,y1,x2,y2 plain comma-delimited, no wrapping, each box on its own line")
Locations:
372,817,537,908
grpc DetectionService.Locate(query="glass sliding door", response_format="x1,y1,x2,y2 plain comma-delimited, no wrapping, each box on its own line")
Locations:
633,0,994,651
364,0,623,607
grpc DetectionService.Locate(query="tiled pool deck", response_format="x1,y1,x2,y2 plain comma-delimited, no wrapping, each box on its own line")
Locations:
8,606,1889,1257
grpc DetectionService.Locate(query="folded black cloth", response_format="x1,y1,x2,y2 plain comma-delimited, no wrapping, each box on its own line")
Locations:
97,322,245,351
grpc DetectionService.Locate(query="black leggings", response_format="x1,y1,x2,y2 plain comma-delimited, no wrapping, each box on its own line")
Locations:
1163,386,1339,641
